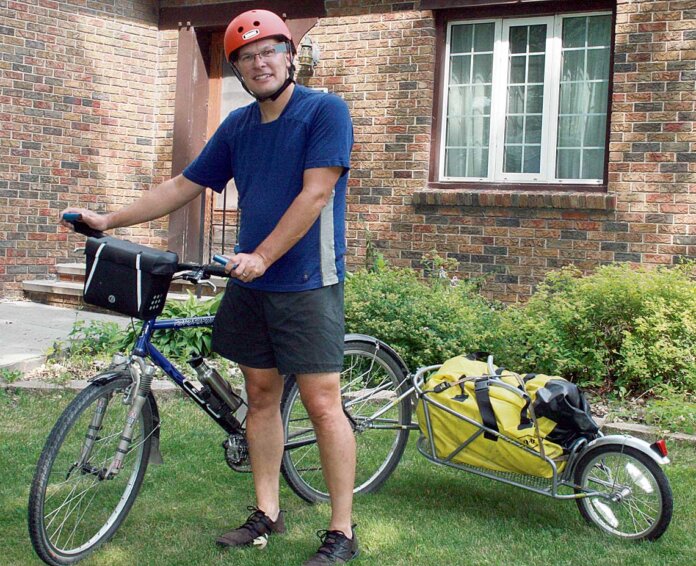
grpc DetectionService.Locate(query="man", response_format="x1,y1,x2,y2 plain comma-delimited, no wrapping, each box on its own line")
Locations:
61,9,357,565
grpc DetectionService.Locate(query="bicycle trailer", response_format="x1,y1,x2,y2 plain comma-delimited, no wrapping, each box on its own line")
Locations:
416,353,599,478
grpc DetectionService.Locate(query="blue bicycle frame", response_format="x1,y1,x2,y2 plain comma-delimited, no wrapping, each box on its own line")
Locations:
130,315,316,450
129,315,244,434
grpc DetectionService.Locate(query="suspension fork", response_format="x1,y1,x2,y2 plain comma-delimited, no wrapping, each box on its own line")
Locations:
70,392,114,477
102,356,156,479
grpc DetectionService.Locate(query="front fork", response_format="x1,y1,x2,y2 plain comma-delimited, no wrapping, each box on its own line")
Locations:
74,355,157,480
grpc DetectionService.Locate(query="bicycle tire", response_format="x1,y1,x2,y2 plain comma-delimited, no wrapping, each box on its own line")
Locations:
280,339,412,503
28,374,154,565
574,443,673,541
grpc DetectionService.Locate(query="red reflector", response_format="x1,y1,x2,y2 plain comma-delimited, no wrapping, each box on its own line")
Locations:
652,439,668,457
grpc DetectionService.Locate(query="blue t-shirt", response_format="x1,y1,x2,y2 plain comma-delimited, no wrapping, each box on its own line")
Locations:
183,85,353,292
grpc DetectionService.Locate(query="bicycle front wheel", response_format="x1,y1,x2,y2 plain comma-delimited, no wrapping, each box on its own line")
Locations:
28,374,154,565
281,340,412,503
574,444,673,540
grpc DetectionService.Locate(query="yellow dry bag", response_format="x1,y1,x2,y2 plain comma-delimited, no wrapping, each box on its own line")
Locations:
416,354,598,478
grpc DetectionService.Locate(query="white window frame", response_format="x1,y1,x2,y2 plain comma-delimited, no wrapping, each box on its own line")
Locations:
439,11,612,185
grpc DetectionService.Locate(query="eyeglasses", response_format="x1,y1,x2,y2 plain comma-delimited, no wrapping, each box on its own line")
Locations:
237,43,288,66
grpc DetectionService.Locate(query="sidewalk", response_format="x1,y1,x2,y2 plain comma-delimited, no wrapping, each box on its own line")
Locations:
0,300,128,372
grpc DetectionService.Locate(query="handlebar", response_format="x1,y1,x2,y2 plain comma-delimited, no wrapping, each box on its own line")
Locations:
213,254,239,271
62,213,231,281
177,263,229,279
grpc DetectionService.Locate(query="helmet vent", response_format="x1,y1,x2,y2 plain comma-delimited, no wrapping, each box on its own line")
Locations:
253,21,260,26
237,26,244,33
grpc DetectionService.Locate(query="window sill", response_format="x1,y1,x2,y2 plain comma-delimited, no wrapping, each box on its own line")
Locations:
413,188,616,211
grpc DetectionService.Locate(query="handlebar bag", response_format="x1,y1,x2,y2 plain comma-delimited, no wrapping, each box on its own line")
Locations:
83,236,179,319
416,354,599,478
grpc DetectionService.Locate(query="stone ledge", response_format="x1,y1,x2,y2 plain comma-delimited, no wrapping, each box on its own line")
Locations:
56,263,85,276
1,379,188,398
22,280,216,304
413,189,617,211
23,280,83,296
602,421,696,444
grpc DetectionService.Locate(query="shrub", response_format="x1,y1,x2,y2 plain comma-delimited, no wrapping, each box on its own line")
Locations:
46,320,126,364
493,264,696,392
121,292,223,361
345,266,497,371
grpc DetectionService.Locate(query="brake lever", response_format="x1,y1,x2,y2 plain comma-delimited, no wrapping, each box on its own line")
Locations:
197,279,217,293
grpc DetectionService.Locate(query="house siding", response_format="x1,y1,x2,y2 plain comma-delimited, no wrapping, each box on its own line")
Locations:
1,0,695,302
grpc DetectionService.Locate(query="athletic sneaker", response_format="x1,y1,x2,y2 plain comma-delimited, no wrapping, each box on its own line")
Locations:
216,506,286,549
302,526,359,565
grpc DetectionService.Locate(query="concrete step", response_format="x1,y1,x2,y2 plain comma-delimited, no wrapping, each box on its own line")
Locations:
22,279,217,313
24,279,83,296
52,263,227,294
56,263,85,278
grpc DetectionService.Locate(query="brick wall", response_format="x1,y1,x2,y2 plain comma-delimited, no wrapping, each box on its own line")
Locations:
610,0,696,267
0,0,173,297
2,0,695,303
301,0,695,301
308,1,436,272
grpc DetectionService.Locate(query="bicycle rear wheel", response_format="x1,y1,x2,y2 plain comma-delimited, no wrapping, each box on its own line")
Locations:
28,374,154,565
281,339,412,503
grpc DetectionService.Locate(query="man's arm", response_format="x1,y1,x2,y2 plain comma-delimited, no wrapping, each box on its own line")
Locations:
227,166,343,281
60,174,206,231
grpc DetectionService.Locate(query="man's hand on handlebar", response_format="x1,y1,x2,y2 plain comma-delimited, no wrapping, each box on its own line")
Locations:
213,252,268,283
59,208,110,233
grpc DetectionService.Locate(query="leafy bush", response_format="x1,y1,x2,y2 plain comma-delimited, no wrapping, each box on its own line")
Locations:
48,320,126,361
0,368,23,383
644,393,696,434
345,266,497,371
603,384,696,434
121,292,223,361
58,293,223,365
57,261,695,396
493,264,696,392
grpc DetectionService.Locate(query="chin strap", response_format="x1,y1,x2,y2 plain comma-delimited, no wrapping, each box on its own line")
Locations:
230,40,296,103
258,76,295,102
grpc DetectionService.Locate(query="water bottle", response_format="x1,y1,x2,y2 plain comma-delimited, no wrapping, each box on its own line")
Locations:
188,356,243,413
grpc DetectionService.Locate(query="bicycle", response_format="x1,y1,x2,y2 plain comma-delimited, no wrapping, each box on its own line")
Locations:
28,216,407,565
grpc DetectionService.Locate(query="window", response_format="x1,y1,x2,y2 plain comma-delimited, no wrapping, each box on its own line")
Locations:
440,12,612,185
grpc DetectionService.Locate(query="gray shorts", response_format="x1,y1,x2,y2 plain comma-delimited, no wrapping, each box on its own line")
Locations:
211,282,345,375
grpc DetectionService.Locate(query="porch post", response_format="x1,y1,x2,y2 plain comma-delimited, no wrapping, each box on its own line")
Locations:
169,24,210,262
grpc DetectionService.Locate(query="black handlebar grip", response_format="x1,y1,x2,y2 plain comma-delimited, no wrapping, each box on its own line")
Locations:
206,265,231,278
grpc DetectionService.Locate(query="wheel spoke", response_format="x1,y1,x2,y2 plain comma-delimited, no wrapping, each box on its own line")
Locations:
575,444,671,540
281,342,411,503
49,476,100,548
29,376,153,562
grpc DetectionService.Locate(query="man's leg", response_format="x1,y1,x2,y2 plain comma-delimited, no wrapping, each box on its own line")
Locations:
241,364,285,521
295,372,356,537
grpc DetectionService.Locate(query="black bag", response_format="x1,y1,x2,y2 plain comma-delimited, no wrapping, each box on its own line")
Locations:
83,236,179,319
532,378,600,450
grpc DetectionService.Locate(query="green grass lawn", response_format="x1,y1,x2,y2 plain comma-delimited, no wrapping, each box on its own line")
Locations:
2,388,695,566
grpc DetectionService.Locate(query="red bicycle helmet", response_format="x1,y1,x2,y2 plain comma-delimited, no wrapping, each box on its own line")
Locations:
224,10,294,62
